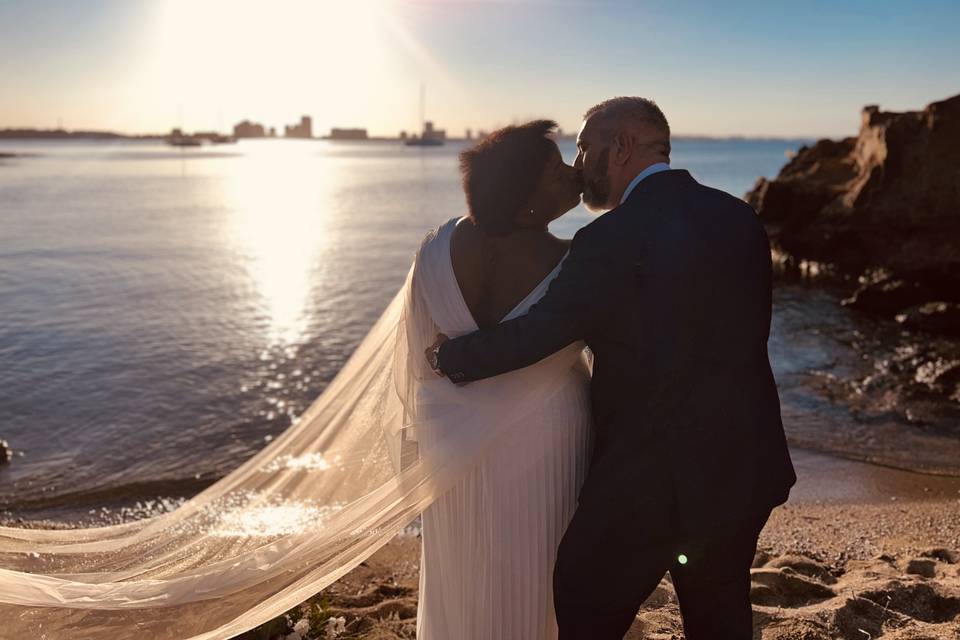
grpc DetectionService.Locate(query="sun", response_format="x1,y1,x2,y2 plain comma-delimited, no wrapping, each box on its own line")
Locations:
144,0,396,131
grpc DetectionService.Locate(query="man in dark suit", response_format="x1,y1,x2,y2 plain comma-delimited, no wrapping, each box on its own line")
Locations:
425,97,795,639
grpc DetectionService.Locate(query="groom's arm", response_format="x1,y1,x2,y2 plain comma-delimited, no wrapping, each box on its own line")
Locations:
436,225,619,383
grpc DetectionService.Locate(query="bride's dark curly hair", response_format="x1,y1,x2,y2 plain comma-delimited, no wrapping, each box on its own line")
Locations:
459,119,558,236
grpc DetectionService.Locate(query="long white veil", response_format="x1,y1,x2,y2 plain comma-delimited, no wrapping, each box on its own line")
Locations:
0,234,587,639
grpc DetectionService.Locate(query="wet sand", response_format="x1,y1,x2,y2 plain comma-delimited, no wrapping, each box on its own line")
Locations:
788,448,960,504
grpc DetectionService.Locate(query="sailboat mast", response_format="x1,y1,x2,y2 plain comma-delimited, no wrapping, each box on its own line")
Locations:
419,83,425,135
404,83,443,146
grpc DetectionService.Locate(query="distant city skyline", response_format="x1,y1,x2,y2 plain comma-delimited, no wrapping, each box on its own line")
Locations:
1,0,958,139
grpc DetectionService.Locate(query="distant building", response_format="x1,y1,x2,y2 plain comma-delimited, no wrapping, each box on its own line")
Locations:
465,128,473,140
399,130,407,140
423,121,445,141
269,127,277,137
329,128,368,140
284,115,313,139
234,120,266,138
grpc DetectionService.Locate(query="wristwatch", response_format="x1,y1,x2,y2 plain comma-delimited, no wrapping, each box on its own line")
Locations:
428,344,442,373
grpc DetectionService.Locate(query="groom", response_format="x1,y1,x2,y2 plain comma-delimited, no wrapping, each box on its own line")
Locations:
426,97,795,639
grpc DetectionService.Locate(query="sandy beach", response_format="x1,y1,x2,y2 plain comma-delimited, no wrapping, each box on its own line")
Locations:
246,449,960,640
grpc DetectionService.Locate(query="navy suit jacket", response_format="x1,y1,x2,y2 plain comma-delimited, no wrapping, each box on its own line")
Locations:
437,169,796,531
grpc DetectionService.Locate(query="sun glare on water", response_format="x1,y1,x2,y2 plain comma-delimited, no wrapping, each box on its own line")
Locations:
142,1,440,346
144,1,405,345
222,141,337,345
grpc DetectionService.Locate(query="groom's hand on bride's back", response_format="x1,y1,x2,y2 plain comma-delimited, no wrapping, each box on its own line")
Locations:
425,334,450,377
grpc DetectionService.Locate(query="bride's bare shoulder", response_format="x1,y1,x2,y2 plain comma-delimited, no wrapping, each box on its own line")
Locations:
418,216,463,251
449,216,490,267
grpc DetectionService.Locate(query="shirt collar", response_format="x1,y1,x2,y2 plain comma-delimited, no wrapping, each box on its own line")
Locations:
619,162,672,204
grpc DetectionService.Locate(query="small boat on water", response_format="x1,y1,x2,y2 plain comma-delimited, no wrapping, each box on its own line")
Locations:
167,136,203,147
166,127,203,147
405,135,444,147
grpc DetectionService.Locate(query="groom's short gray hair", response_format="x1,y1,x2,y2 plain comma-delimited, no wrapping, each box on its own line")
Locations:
584,96,671,156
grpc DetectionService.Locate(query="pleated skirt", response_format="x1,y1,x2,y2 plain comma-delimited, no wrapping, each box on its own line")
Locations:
416,370,593,640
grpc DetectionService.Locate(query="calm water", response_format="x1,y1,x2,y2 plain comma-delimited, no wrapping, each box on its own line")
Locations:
2,137,954,521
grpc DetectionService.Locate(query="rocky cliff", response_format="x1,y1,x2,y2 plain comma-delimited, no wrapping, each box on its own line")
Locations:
747,94,960,334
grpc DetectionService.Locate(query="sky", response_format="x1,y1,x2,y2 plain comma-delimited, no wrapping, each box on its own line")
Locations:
1,0,958,139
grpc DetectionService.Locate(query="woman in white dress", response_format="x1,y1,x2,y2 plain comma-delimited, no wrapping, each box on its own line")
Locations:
412,120,593,639
0,121,591,640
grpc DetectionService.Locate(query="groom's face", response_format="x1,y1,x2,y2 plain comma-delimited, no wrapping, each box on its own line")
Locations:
575,119,613,212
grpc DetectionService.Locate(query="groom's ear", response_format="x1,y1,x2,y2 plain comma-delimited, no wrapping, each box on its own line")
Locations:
612,131,633,166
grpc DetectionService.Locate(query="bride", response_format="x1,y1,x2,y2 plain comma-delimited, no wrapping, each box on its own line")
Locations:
0,121,591,640
414,120,591,638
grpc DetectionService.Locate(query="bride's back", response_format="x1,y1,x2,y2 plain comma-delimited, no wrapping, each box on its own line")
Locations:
450,218,568,329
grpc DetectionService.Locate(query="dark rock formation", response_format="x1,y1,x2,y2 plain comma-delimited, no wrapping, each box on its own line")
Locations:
0,439,11,465
747,94,960,332
896,302,960,337
843,274,937,313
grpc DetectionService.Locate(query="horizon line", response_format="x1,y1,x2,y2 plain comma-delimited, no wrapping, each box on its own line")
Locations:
0,126,837,143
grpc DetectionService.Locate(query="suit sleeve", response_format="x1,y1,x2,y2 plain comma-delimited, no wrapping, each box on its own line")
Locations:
436,225,619,383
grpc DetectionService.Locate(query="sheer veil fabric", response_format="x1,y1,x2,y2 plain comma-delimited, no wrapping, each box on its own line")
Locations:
0,222,591,639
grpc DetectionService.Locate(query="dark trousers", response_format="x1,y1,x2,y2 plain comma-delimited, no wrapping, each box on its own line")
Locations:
553,502,771,640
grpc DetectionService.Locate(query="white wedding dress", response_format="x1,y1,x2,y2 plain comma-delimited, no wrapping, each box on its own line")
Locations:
414,218,593,640
0,217,592,640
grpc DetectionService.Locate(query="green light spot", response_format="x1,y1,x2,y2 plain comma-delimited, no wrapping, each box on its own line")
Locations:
677,554,688,565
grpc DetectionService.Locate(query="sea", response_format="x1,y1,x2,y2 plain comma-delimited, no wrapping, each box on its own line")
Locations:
2,137,957,523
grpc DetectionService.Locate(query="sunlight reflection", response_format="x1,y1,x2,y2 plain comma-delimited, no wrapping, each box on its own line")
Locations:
209,500,343,538
223,141,335,345
261,451,336,473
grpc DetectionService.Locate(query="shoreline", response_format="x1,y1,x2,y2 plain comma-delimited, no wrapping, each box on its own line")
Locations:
4,446,960,526
788,448,960,504
3,448,959,638
4,446,960,529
